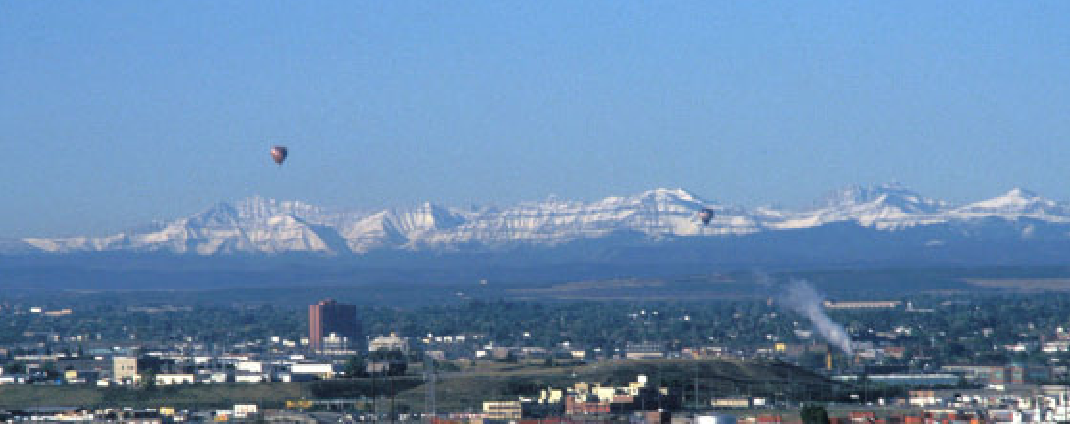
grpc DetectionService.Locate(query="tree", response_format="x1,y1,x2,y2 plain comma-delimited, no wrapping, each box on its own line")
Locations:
39,362,60,380
344,355,367,378
141,369,157,391
6,363,25,375
800,404,830,424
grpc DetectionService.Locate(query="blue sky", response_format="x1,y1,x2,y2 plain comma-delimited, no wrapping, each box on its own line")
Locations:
3,1,1070,237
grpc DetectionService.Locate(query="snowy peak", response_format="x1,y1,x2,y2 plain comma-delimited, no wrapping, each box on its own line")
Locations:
956,188,1069,216
112,198,355,255
11,184,1070,257
778,183,954,230
822,183,947,214
230,196,331,223
396,202,466,232
186,202,241,228
599,188,724,215
250,214,351,255
598,187,705,204
975,188,1042,207
0,238,41,254
635,188,702,203
1005,187,1039,198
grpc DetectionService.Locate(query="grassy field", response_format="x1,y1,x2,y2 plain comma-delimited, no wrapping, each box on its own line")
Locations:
0,382,305,409
964,278,1070,291
391,358,838,412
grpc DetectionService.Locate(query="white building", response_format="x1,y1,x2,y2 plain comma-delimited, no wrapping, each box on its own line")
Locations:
155,374,195,385
196,370,229,384
112,357,138,385
1044,341,1070,353
236,361,264,373
233,404,258,419
483,401,522,420
369,334,409,354
290,363,337,379
235,373,268,383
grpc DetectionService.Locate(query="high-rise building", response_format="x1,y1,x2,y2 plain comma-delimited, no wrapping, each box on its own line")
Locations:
308,299,360,351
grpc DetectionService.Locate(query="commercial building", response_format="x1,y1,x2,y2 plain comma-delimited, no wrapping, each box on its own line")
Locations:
483,401,523,420
369,333,409,354
625,342,665,360
155,374,195,385
290,363,338,379
822,300,902,309
308,299,360,352
941,364,1048,385
112,357,138,385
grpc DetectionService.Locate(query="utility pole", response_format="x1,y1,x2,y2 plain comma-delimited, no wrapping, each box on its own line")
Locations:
691,314,700,410
371,369,377,421
425,354,437,421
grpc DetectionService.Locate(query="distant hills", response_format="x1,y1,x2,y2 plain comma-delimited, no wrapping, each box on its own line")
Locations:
8,184,1070,269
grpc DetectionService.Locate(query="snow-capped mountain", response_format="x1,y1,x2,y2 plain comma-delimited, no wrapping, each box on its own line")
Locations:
11,185,1070,265
953,188,1070,219
769,183,953,230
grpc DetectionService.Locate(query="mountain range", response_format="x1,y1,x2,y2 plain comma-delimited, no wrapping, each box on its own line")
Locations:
7,184,1070,268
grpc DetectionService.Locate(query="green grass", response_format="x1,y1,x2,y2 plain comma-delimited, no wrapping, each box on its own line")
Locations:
0,383,305,409
394,358,838,412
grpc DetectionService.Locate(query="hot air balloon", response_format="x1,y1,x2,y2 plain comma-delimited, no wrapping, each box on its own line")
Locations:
698,208,714,226
270,146,288,165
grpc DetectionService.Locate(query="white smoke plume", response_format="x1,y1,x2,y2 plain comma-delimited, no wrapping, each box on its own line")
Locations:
777,278,853,355
751,271,853,354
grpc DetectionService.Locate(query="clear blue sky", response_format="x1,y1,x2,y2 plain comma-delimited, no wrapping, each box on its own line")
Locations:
3,1,1070,237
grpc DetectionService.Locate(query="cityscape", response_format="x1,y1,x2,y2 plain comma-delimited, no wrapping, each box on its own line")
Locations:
1,276,1070,422
5,1,1070,423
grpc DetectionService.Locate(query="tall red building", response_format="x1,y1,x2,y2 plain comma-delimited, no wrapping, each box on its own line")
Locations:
308,299,360,351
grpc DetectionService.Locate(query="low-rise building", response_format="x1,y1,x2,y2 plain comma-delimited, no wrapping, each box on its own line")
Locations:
290,363,337,379
711,398,751,408
1044,340,1070,353
908,390,943,407
236,361,264,373
625,342,665,360
483,401,522,420
369,334,409,354
112,357,138,385
64,369,101,384
823,300,902,309
235,373,267,383
196,371,229,384
233,404,258,419
155,374,195,385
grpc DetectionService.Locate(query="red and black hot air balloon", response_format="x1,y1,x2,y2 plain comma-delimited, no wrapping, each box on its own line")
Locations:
698,208,714,226
270,146,288,166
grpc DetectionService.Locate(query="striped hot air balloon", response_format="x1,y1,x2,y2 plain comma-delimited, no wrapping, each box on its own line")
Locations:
270,146,288,166
698,208,714,225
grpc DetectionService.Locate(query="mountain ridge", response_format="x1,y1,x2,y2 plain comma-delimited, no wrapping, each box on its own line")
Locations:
12,185,1070,267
